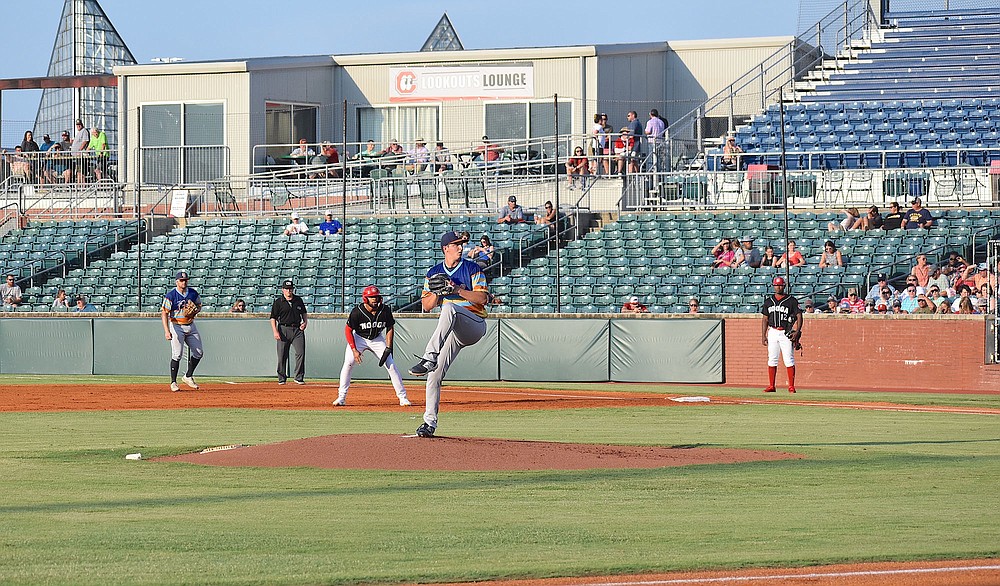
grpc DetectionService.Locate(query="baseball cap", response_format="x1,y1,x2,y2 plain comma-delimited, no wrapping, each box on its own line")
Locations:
877,274,887,281
291,212,300,219
175,271,189,280
740,235,754,242
282,279,294,289
978,262,988,270
508,196,517,203
911,197,922,204
877,303,887,311
628,296,639,304
416,137,425,143
892,299,902,307
804,299,814,307
43,134,50,140
772,276,786,286
324,210,333,216
620,127,630,133
440,230,468,247
840,301,851,309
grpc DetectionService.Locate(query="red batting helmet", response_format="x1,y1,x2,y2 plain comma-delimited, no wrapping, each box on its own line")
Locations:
362,285,382,301
772,277,786,286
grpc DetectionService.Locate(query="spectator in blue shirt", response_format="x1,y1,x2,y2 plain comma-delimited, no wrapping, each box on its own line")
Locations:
318,211,343,235
901,198,934,229
73,296,98,312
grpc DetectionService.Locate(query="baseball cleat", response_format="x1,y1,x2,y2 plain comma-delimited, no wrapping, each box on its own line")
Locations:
788,387,796,394
294,380,306,385
277,380,286,385
408,357,437,376
415,423,436,438
762,386,776,393
170,382,180,392
182,376,199,390
332,397,346,407
399,397,412,407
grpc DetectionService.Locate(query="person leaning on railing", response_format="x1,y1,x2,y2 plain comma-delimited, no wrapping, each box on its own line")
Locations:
89,127,110,181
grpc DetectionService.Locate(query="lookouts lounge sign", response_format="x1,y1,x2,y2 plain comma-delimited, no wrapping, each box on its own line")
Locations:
389,65,534,102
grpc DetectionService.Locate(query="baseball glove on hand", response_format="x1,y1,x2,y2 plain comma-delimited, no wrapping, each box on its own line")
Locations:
427,273,454,296
786,329,803,351
378,346,392,367
181,300,199,318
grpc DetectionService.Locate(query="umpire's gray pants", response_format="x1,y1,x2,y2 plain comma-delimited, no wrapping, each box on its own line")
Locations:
421,303,486,428
169,322,204,361
276,325,306,382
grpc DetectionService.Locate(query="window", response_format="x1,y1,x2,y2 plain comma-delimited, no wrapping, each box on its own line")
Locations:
358,105,438,147
265,102,318,158
140,102,224,185
485,100,571,155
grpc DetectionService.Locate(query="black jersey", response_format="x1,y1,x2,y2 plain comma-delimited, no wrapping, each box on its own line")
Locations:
761,294,800,330
346,304,395,340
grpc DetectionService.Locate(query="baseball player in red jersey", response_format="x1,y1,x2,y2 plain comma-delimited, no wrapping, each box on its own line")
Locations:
335,285,410,407
760,276,803,393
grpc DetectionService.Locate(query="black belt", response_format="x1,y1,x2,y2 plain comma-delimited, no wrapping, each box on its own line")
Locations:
279,323,300,327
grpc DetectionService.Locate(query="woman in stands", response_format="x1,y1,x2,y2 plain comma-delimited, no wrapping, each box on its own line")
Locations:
590,113,611,176
762,245,778,267
711,238,737,269
774,240,806,268
818,240,844,268
828,207,860,232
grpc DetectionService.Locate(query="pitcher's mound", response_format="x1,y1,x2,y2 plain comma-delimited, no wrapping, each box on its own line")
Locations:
156,434,801,471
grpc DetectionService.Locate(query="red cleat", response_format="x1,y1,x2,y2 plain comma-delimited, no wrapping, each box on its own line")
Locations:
788,387,796,394
763,387,776,393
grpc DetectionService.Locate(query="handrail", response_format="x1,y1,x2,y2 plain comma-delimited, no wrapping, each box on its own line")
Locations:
0,201,22,238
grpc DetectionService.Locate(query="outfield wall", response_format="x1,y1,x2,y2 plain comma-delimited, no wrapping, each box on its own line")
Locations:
2,314,996,391
0,316,723,384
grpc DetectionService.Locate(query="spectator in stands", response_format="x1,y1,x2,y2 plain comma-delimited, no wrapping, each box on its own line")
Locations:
837,300,853,314
312,143,341,179
927,284,946,306
318,211,343,235
356,139,380,177
534,200,558,239
899,284,920,313
566,146,589,190
288,138,315,159
39,134,54,152
711,238,737,269
71,119,90,152
952,263,979,293
624,111,645,165
876,286,895,310
614,127,637,174
432,142,452,173
910,254,931,287
720,134,743,171
854,205,883,231
936,297,952,314
230,299,248,313
51,289,70,311
476,136,502,170
865,273,896,302
407,138,430,174
902,274,921,293
957,297,976,314
733,235,762,268
971,262,990,292
379,139,404,159
803,298,818,313
882,202,904,230
644,108,668,156
890,299,906,314
21,130,40,153
497,195,525,225
58,130,72,151
1,275,24,309
874,300,889,314
840,288,865,313
687,298,700,314
824,295,839,313
762,245,778,267
913,294,935,314
3,147,33,182
467,235,495,269
901,198,934,230
89,127,110,181
591,113,612,176
818,240,844,268
774,240,806,268
951,284,976,313
621,295,649,314
73,296,98,312
827,208,860,232
283,212,309,236
926,265,949,292
42,143,71,184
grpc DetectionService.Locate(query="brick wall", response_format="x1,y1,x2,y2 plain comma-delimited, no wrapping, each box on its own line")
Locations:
723,314,1000,393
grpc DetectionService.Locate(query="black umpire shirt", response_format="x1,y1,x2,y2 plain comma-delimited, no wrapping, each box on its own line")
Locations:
270,294,308,327
346,304,395,340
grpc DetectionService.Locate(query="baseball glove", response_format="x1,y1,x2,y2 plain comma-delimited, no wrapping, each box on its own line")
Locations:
181,300,199,318
786,329,803,351
378,346,392,367
427,273,454,296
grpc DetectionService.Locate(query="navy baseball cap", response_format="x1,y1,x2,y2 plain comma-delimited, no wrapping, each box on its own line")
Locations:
440,230,468,247
877,274,887,281
282,279,294,289
175,271,189,280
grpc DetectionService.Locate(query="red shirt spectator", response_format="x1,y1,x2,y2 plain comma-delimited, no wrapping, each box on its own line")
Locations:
621,296,648,313
839,288,865,313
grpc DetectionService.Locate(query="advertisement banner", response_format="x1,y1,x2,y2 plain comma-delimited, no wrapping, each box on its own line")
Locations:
389,65,534,102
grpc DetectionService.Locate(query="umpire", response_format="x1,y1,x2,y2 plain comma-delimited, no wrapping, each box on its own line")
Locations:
269,279,308,385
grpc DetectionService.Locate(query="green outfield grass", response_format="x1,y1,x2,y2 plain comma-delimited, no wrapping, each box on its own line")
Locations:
0,378,998,585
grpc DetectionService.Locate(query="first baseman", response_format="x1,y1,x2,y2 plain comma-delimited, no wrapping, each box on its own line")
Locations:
161,270,204,392
409,230,490,437
335,285,410,407
760,276,803,393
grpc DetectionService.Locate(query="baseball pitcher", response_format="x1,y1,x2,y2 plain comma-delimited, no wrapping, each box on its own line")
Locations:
760,276,803,393
408,230,490,437
161,270,204,392
335,285,410,407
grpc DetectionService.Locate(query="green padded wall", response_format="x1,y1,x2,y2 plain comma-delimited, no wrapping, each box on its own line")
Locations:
610,319,723,383
0,318,93,374
499,318,610,381
392,318,500,382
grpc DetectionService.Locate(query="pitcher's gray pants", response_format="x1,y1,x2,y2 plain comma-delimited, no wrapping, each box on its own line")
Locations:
421,303,486,428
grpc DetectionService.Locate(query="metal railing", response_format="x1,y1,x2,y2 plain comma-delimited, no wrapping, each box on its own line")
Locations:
1,149,116,185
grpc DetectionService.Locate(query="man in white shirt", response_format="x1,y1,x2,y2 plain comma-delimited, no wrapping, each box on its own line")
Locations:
1,274,23,308
283,213,309,236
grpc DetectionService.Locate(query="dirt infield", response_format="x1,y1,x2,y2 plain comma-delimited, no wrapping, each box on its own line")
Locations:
156,433,801,470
